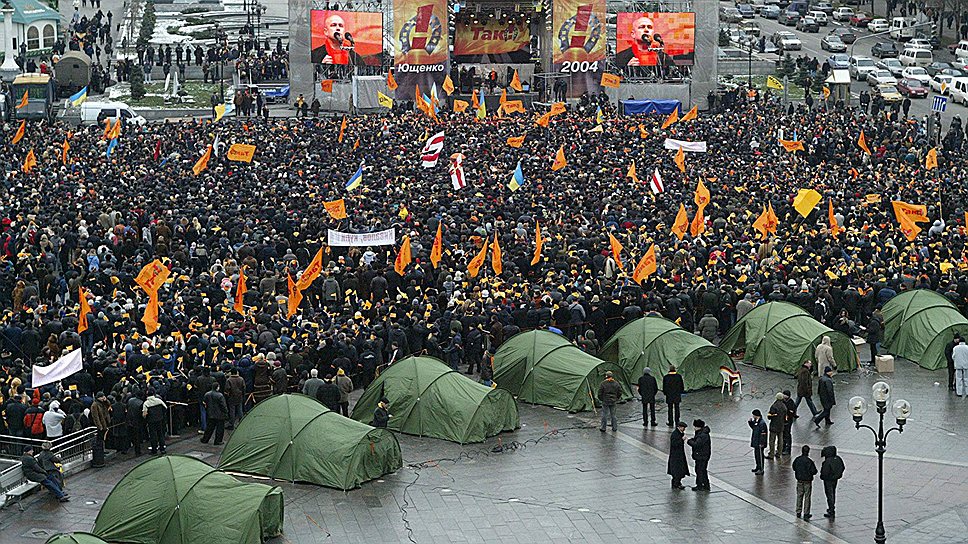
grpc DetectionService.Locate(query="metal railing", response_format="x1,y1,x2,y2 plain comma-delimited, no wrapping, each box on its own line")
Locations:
0,428,97,464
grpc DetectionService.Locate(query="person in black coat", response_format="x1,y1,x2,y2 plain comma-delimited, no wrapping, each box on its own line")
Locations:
201,383,228,445
667,421,689,489
820,445,845,518
373,398,391,428
793,444,818,520
315,375,341,412
748,409,768,475
687,419,711,491
638,367,658,426
813,367,836,427
662,366,685,427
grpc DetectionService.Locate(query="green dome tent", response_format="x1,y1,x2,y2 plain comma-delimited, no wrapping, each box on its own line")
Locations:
719,302,858,375
46,534,110,544
882,289,968,370
599,316,735,390
93,455,283,544
217,394,402,490
493,330,631,412
351,356,519,444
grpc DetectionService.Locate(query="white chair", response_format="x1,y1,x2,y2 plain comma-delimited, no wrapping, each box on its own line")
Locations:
720,366,742,396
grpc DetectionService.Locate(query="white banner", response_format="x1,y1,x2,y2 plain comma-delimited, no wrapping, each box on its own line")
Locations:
327,228,397,247
664,139,708,153
32,348,83,388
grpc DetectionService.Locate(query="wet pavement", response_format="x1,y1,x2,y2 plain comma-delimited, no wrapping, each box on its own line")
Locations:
3,355,966,544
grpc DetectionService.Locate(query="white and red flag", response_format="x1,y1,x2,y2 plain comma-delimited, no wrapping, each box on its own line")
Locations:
421,131,445,168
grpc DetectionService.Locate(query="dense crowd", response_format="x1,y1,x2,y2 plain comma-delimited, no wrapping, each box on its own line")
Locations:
0,89,965,459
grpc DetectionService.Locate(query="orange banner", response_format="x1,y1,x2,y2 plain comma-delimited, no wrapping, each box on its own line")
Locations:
454,20,530,60
226,143,256,162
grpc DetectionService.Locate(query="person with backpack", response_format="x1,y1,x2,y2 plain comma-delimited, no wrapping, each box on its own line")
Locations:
23,397,46,439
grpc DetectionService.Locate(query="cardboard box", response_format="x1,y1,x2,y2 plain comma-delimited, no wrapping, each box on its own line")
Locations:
875,355,895,373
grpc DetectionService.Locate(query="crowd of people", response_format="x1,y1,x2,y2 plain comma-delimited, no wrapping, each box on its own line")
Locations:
0,84,965,503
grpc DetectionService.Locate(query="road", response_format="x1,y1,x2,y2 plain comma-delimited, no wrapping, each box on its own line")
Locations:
731,8,967,124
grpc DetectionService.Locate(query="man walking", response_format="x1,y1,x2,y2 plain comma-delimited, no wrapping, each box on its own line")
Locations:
946,336,958,392
687,419,711,491
767,392,788,458
663,366,685,427
201,383,228,445
813,367,836,428
792,445,818,520
820,445,845,519
598,371,622,432
794,361,819,417
638,367,658,426
748,409,767,475
668,421,689,489
954,337,968,397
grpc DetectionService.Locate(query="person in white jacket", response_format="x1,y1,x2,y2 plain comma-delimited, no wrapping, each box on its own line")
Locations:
814,336,836,377
43,401,67,439
952,338,968,397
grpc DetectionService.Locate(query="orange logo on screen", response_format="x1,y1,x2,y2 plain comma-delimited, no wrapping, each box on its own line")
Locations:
399,4,444,55
558,4,603,53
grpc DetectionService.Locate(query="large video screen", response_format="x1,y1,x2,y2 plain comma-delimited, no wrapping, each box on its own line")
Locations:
552,0,607,96
454,20,531,63
310,10,383,66
615,12,696,68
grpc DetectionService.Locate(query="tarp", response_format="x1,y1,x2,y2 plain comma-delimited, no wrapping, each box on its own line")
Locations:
46,534,109,544
93,455,283,544
621,99,681,115
218,394,401,490
493,330,631,412
599,316,735,390
719,302,858,375
352,356,519,444
882,289,968,370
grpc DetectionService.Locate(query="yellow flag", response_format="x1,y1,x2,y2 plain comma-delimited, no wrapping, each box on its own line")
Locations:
857,130,871,155
214,103,227,122
192,145,212,175
394,235,412,275
765,203,779,235
476,98,486,120
510,70,523,92
632,244,657,284
608,233,624,270
674,146,685,173
377,91,394,108
672,203,689,240
766,76,784,90
338,115,347,143
11,120,25,144
491,232,503,275
793,189,822,217
506,135,526,148
600,73,621,88
896,213,922,242
551,146,567,171
143,294,161,335
468,238,489,278
387,71,398,91
531,221,542,266
430,223,443,268
442,75,455,95
454,99,469,112
925,147,938,170
627,161,639,183
661,108,679,129
680,105,698,123
823,86,831,99
503,100,525,114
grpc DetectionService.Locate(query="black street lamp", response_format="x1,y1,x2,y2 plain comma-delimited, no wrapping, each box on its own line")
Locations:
849,382,912,544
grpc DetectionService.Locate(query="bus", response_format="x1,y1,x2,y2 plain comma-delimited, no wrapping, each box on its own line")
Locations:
12,73,57,121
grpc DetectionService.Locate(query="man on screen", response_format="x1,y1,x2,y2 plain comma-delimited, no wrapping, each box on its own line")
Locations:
311,13,366,66
615,16,674,70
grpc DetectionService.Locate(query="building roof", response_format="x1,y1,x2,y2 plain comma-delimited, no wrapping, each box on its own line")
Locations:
4,0,60,26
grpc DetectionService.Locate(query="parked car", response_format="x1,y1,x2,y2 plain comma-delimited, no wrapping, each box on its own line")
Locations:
953,40,968,60
930,73,954,93
737,3,756,17
873,83,903,103
820,34,847,52
796,16,820,32
907,38,932,50
896,78,928,98
877,58,905,76
901,66,931,83
721,6,743,22
940,68,966,78
749,0,767,12
826,53,850,70
812,1,834,14
914,32,941,49
760,5,781,18
867,18,889,33
866,69,897,86
778,10,800,25
772,30,802,50
849,12,873,26
926,62,953,76
871,41,899,58
740,20,761,36
832,7,854,21
830,28,856,44
849,56,877,80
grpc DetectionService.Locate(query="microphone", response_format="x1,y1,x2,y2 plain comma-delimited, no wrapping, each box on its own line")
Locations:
344,32,355,45
653,34,664,45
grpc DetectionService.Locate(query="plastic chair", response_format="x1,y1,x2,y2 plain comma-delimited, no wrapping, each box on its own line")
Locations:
720,366,742,396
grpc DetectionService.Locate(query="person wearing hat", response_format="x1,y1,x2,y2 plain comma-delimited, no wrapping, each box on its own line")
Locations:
21,445,69,502
637,368,658,426
766,392,789,459
336,368,354,417
373,397,391,428
813,367,836,428
315,375,341,412
687,419,711,491
597,370,622,432
662,366,685,427
667,421,690,490
748,409,768,475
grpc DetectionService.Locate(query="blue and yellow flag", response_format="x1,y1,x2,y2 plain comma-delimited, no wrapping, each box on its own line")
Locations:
68,86,88,107
106,138,118,158
345,163,363,191
596,106,604,124
508,160,525,191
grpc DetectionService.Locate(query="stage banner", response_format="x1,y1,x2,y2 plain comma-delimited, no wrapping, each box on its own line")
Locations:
615,12,696,69
553,0,606,97
327,228,397,246
393,0,449,98
454,20,531,63
310,10,383,66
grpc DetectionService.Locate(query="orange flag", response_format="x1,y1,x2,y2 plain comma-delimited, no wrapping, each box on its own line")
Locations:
430,223,443,268
752,205,771,240
507,135,526,147
287,273,302,318
16,91,27,109
608,233,624,270
778,139,805,153
510,70,523,92
442,75,455,95
320,79,333,93
11,120,25,144
192,145,212,175
694,179,710,208
234,267,248,315
765,203,779,235
531,222,542,266
22,149,36,173
324,199,347,219
827,199,842,237
674,146,685,173
535,112,552,127
143,295,161,335
550,102,567,116
387,71,398,91
499,88,507,105
891,200,929,225
672,204,689,240
627,161,639,183
77,286,91,334
467,238,489,278
296,247,324,291
394,235,412,275
491,232,503,275
690,206,706,237
897,214,921,242
680,105,698,122
102,118,111,139
108,118,121,140
472,89,480,109
61,139,70,164
661,108,679,129
600,73,621,88
633,244,657,284
857,130,871,155
925,147,938,170
338,115,347,143
135,259,171,294
453,99,469,113
551,146,567,171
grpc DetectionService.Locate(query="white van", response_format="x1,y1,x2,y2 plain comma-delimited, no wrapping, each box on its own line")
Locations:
898,47,932,67
890,17,918,40
955,40,968,60
951,78,968,105
79,101,147,126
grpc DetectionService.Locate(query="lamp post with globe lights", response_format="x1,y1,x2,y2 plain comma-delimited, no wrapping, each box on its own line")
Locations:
849,381,911,544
